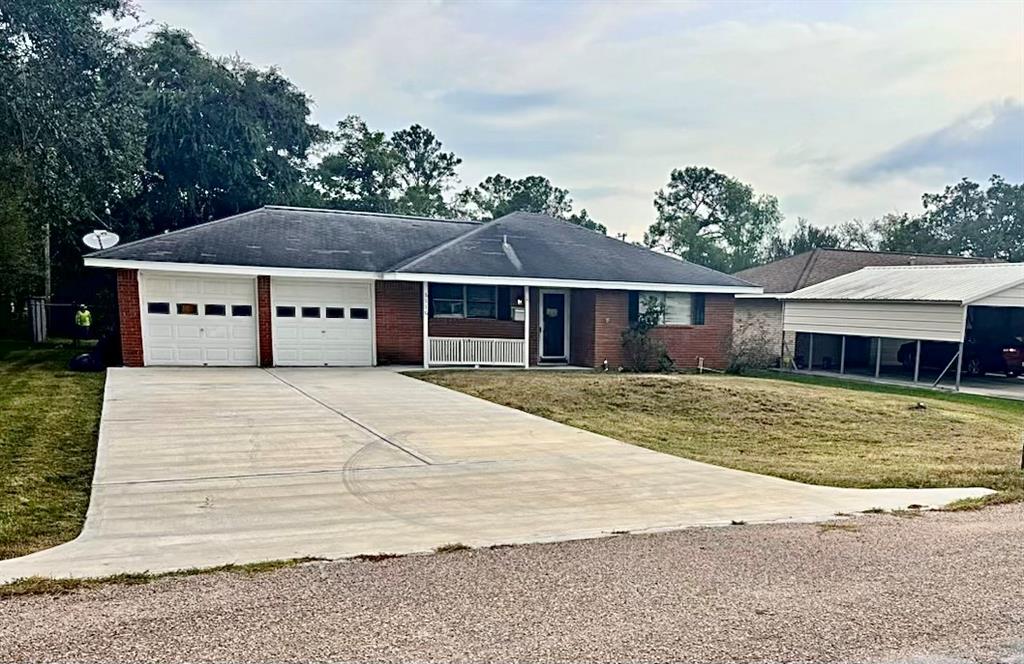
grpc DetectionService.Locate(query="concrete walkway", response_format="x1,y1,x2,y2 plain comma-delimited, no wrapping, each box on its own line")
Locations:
0,368,992,582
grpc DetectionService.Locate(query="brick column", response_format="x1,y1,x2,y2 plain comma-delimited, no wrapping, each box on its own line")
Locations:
374,281,423,365
257,276,273,367
116,269,144,367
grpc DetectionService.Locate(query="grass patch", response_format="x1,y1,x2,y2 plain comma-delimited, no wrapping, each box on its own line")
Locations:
433,542,471,554
0,557,324,598
415,371,1024,506
0,340,105,559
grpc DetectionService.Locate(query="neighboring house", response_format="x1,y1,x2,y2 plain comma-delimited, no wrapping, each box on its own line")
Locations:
731,248,996,363
84,206,760,369
780,262,1024,388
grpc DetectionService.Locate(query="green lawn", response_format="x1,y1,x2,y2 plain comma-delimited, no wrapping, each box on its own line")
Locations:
416,371,1024,507
0,340,105,559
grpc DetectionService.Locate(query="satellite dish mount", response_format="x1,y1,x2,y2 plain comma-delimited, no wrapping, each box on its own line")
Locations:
83,229,120,251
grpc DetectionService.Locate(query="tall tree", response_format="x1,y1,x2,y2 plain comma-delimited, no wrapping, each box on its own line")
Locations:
454,174,606,232
875,176,1023,261
112,28,326,238
315,115,398,213
0,0,144,314
315,118,461,217
456,174,571,219
764,218,843,261
391,124,461,217
645,167,781,272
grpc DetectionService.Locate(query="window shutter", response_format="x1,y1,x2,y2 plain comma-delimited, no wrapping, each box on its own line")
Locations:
692,293,706,325
628,291,639,325
497,286,512,320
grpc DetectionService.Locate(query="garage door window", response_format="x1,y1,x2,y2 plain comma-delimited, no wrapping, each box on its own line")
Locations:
301,306,321,318
231,305,253,317
276,306,296,317
205,304,226,316
325,307,345,319
147,302,170,314
350,308,369,320
177,303,199,315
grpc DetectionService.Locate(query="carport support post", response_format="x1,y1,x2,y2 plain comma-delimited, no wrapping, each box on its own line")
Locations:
913,340,921,383
422,281,430,369
523,285,530,369
955,341,964,391
839,336,846,374
874,337,882,378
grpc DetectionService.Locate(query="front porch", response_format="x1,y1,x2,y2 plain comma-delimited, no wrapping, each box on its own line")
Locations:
423,284,585,368
374,280,733,371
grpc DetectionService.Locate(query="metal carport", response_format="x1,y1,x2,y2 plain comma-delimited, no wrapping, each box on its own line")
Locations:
781,263,1024,391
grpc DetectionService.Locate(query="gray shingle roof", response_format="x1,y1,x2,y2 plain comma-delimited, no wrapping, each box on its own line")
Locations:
89,206,479,272
395,211,755,288
88,206,756,289
734,248,998,294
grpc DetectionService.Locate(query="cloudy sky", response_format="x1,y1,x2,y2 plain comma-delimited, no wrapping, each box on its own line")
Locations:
128,0,1023,240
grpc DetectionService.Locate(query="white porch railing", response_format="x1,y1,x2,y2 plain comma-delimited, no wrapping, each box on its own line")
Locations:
428,337,525,367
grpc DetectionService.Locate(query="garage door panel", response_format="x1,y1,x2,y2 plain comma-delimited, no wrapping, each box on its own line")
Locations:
272,278,373,367
141,273,257,367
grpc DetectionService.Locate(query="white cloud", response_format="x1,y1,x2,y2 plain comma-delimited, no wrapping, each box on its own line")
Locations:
129,0,1024,241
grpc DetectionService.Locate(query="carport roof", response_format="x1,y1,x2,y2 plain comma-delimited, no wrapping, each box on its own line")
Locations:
783,263,1024,305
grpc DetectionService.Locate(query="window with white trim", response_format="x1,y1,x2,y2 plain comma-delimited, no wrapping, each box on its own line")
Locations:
639,292,705,325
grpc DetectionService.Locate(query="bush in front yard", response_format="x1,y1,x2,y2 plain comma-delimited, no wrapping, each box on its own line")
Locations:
621,296,674,372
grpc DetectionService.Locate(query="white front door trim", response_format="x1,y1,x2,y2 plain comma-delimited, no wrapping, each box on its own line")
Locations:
538,288,571,361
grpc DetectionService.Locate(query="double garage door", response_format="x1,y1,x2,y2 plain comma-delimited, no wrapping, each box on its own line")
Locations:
139,273,373,367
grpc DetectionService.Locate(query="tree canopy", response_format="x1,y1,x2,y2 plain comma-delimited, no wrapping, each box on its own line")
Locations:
0,0,1020,329
455,174,607,233
645,167,782,272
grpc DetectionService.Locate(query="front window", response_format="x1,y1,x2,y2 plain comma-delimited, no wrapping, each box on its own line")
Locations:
638,292,705,326
466,285,497,318
430,284,498,319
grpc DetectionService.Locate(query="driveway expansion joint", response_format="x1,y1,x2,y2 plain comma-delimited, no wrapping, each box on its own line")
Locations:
264,368,434,465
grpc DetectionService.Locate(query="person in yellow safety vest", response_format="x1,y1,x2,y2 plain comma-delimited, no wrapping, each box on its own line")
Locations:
74,304,92,347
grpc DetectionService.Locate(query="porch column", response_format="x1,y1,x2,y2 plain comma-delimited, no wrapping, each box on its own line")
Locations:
913,340,921,383
422,281,429,369
523,285,530,369
807,333,814,371
955,341,964,391
875,337,882,378
839,336,846,374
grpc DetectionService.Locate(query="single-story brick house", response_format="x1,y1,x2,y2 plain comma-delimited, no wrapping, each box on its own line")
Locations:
84,206,761,369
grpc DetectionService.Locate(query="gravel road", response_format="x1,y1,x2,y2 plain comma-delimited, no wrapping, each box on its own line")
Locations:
2,505,1022,663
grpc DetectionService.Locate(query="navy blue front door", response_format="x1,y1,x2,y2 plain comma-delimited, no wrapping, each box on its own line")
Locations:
541,292,566,359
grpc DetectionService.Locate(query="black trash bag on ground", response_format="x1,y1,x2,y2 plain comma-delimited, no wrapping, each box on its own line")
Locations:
69,352,104,372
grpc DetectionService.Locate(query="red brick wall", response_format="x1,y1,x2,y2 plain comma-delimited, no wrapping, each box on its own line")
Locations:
584,291,734,370
648,294,734,369
570,290,596,367
116,269,144,367
592,290,629,369
375,280,423,365
429,318,523,339
256,276,273,367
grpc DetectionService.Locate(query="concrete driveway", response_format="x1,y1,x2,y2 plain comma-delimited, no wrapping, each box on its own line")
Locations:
0,368,991,582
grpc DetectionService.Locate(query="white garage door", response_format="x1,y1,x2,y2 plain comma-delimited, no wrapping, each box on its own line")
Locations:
272,278,374,366
141,273,258,366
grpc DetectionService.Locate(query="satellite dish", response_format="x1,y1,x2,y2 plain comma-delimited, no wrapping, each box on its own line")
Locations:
83,229,120,251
